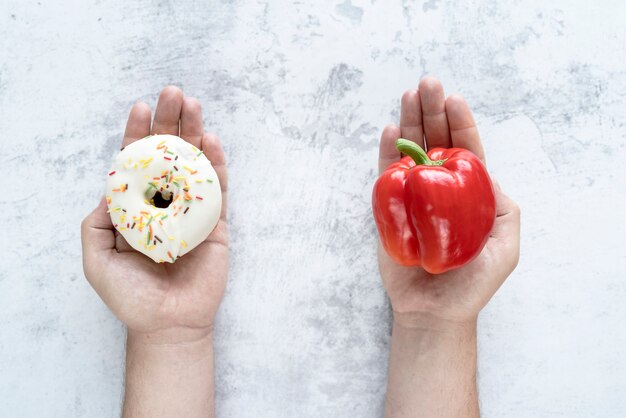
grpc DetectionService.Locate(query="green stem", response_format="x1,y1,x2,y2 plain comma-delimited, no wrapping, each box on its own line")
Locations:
396,138,445,166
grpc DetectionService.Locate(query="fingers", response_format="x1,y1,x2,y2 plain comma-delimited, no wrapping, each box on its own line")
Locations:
419,76,451,150
115,230,136,253
152,86,184,135
379,124,402,174
446,94,486,164
180,97,204,149
81,198,116,251
202,133,226,183
122,102,151,148
81,198,116,284
202,133,228,220
400,89,424,149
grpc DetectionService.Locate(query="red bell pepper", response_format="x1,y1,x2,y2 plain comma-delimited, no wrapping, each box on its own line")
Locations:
373,138,496,274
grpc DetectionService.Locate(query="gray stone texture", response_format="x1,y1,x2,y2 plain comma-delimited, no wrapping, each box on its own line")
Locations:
1,0,625,416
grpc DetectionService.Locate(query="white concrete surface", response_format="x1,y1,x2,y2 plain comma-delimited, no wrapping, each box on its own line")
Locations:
1,0,625,416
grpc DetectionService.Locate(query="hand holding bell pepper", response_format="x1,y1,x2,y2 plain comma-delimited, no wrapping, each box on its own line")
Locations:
372,138,496,274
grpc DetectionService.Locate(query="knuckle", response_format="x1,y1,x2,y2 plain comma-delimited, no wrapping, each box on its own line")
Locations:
512,201,521,217
401,89,415,103
512,247,521,268
80,216,89,233
446,93,464,104
419,75,440,90
184,96,201,110
382,124,399,136
163,85,183,98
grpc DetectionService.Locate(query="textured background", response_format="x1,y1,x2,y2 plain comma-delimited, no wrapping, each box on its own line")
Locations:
1,0,626,417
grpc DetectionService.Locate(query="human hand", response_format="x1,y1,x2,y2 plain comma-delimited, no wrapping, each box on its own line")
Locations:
377,77,520,327
81,86,228,344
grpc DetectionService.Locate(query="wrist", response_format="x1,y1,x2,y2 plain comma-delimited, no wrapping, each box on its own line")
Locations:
386,313,479,417
124,327,215,417
392,310,477,335
126,327,214,365
127,325,214,346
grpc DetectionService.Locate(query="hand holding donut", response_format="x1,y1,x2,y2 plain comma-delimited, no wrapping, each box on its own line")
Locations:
81,86,228,344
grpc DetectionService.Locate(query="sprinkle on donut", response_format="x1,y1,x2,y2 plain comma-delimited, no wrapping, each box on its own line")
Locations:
105,134,222,263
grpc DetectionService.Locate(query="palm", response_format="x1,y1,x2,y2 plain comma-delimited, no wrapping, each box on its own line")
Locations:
105,224,227,333
82,86,229,336
380,232,501,321
377,78,520,322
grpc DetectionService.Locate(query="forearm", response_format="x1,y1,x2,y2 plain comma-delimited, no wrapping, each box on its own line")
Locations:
122,330,215,418
384,313,479,418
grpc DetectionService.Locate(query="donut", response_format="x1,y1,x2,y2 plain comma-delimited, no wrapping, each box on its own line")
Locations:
105,134,222,263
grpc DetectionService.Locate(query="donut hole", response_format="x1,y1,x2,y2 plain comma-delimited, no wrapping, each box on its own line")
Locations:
148,190,174,209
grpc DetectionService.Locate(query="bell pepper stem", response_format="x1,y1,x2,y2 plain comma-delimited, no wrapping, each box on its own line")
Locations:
396,138,445,166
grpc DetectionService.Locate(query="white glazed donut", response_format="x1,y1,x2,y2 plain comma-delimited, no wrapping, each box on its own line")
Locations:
105,134,222,263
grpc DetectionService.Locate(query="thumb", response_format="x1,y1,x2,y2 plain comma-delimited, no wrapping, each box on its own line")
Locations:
378,124,402,175
489,180,521,272
81,197,116,280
